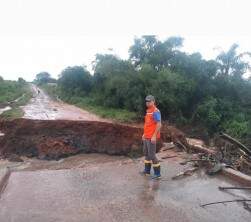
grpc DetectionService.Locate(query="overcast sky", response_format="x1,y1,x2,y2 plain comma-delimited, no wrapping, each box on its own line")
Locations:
0,0,250,81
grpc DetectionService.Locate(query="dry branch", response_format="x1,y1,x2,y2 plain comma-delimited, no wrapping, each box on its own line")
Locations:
200,199,251,207
220,133,251,156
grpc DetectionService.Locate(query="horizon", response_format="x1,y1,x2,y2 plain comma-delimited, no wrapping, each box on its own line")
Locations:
0,0,250,81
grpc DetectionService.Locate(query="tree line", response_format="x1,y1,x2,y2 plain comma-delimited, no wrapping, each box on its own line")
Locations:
35,36,251,142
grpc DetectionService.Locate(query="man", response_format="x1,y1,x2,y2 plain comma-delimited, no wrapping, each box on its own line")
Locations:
141,95,162,179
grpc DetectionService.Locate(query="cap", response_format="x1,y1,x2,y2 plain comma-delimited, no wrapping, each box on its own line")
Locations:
145,95,155,102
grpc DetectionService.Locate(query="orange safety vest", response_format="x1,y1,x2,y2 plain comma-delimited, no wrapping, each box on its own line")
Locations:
143,105,161,139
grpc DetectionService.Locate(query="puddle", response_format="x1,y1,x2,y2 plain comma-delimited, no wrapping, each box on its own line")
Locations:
0,106,11,115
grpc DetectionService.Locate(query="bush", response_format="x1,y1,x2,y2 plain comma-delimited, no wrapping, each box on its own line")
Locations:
222,114,249,139
58,66,92,96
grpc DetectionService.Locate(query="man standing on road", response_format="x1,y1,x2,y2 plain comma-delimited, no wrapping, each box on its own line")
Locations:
141,95,162,179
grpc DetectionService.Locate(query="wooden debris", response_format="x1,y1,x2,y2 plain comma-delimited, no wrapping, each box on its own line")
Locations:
218,186,251,190
179,159,208,165
161,146,175,151
214,133,251,175
200,199,251,207
172,167,198,180
175,140,188,152
189,144,216,155
161,155,177,159
220,132,251,156
243,202,251,212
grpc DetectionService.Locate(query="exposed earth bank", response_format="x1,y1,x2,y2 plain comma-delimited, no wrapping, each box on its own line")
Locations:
0,118,187,160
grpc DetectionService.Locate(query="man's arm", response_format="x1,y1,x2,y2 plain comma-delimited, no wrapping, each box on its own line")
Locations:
151,111,162,142
151,121,161,142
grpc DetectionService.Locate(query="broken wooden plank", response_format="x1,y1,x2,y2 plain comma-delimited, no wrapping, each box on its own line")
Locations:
222,168,251,186
189,144,216,155
219,186,251,190
161,155,177,159
200,199,251,207
161,146,175,151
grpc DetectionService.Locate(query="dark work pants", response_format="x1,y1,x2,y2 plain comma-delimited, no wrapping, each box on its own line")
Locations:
143,139,159,164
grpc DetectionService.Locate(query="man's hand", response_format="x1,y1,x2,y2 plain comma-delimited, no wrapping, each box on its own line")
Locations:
151,134,156,143
142,134,145,140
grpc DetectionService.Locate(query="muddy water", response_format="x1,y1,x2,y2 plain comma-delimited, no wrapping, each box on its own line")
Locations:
22,84,109,121
0,154,250,222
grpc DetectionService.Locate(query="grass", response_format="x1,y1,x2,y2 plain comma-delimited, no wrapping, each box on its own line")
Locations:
0,82,33,120
76,100,137,122
0,108,24,120
64,96,138,122
0,80,27,103
40,83,58,100
41,83,138,123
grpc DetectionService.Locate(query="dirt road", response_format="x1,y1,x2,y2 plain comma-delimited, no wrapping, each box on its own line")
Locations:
22,84,108,121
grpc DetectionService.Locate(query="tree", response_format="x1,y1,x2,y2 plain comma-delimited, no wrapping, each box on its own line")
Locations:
58,66,92,96
93,54,135,77
35,72,51,85
129,35,183,71
18,77,26,84
216,43,251,77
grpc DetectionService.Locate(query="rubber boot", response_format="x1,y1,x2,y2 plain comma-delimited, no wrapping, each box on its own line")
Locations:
140,160,152,176
152,163,161,179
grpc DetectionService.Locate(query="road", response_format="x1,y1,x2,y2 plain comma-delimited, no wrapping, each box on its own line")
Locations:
0,84,250,221
22,84,108,121
0,153,250,222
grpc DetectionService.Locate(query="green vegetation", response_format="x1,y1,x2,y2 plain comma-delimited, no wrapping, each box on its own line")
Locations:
34,72,56,85
0,108,25,120
0,78,29,103
40,83,58,100
39,36,251,142
42,84,137,122
0,77,32,120
65,97,137,122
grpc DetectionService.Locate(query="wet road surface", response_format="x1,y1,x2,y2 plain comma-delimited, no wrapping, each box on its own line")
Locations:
0,154,250,222
22,84,109,121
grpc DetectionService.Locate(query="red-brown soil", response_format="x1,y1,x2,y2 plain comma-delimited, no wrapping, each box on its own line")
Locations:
0,119,187,160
